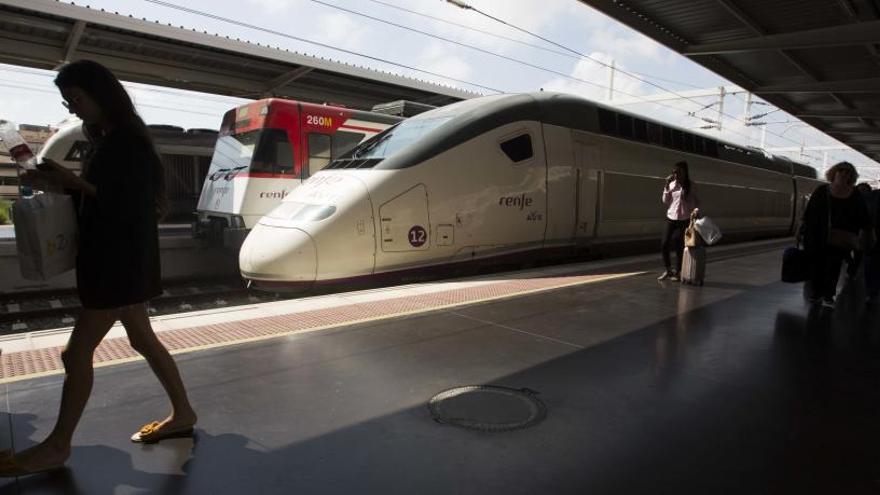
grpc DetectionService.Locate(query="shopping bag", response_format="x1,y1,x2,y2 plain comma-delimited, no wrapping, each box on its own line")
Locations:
693,216,722,245
12,193,78,280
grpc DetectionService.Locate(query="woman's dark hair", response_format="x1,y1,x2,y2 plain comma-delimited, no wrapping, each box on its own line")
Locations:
674,160,692,198
54,60,168,219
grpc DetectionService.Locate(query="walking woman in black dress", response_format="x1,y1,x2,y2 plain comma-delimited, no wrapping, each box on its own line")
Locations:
2,60,197,476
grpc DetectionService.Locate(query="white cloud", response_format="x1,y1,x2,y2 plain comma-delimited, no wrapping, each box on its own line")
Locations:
414,42,473,83
585,26,664,61
242,0,304,14
540,52,646,102
316,12,369,47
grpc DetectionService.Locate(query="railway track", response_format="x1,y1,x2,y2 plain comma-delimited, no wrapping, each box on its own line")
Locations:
0,277,287,335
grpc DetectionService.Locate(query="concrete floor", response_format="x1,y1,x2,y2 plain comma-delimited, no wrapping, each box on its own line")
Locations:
1,249,879,494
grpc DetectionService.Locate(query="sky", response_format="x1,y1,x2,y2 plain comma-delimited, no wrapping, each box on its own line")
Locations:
0,0,877,178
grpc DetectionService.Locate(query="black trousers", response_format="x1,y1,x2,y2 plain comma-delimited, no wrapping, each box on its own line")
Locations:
661,218,689,273
808,247,848,299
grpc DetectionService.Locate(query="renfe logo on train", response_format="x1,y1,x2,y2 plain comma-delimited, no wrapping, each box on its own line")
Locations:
499,193,533,210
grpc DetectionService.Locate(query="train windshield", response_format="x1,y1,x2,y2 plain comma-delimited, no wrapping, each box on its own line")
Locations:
338,116,453,161
210,129,295,175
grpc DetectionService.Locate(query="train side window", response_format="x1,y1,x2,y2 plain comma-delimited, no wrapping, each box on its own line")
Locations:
617,115,634,138
634,119,648,141
683,133,694,152
704,139,719,157
671,129,684,150
598,108,617,135
694,136,705,155
500,134,533,163
308,133,332,176
662,126,672,148
647,122,662,145
332,131,365,159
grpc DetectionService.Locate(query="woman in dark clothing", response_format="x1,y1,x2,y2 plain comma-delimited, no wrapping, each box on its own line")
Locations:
801,161,872,309
865,189,880,304
4,60,197,476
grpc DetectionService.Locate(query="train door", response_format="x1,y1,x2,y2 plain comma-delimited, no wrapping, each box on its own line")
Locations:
542,124,576,247
572,134,601,240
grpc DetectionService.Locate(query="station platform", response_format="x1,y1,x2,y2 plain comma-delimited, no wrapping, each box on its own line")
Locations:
1,239,879,494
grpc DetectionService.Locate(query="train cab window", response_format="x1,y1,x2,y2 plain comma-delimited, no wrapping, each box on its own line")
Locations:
308,133,332,176
500,134,533,163
331,131,365,159
683,133,694,152
662,126,672,148
617,115,634,138
598,108,617,134
250,129,295,175
634,119,648,141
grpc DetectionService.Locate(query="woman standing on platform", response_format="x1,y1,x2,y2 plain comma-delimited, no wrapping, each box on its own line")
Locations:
802,161,873,310
2,60,197,476
659,161,699,281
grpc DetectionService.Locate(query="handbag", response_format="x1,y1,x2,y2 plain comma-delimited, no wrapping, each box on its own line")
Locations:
684,217,700,248
12,192,78,280
782,228,808,283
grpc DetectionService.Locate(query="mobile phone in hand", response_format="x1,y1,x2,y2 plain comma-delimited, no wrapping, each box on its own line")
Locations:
35,161,53,172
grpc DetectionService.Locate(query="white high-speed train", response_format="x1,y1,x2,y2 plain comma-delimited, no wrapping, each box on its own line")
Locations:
239,92,822,290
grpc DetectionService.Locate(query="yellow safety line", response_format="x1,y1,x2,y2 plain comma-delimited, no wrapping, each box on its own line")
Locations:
0,270,645,384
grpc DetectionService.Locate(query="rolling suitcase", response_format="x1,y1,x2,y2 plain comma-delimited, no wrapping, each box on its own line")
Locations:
680,246,706,286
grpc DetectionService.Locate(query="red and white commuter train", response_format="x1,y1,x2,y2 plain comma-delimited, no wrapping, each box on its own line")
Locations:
193,99,401,248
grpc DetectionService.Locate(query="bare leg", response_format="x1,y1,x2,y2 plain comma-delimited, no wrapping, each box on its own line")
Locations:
120,303,196,433
1,309,118,472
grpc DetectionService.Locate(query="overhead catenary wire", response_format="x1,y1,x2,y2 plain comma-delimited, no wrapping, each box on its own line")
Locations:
310,0,829,163
141,0,503,94
362,0,705,89
0,82,227,118
148,0,790,160
137,0,835,166
444,0,873,171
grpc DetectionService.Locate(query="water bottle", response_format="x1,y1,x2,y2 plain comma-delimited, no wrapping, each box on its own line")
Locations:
0,121,37,170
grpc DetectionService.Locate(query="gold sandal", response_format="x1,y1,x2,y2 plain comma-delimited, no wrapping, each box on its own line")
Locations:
131,421,194,443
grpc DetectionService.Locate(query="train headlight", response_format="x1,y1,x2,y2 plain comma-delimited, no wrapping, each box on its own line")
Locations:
266,201,337,222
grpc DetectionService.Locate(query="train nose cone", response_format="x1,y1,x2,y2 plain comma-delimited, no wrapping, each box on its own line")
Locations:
239,225,317,284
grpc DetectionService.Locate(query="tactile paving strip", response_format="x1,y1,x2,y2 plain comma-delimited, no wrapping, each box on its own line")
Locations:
0,270,640,383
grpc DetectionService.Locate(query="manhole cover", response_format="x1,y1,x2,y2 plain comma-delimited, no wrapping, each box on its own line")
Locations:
428,385,546,432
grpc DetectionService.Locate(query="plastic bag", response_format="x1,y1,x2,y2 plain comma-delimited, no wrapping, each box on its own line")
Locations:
693,216,722,246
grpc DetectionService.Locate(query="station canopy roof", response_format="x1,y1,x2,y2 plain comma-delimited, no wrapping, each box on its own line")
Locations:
580,0,880,163
0,0,474,111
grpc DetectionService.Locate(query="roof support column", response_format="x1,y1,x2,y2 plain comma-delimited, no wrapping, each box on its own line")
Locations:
60,20,86,65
